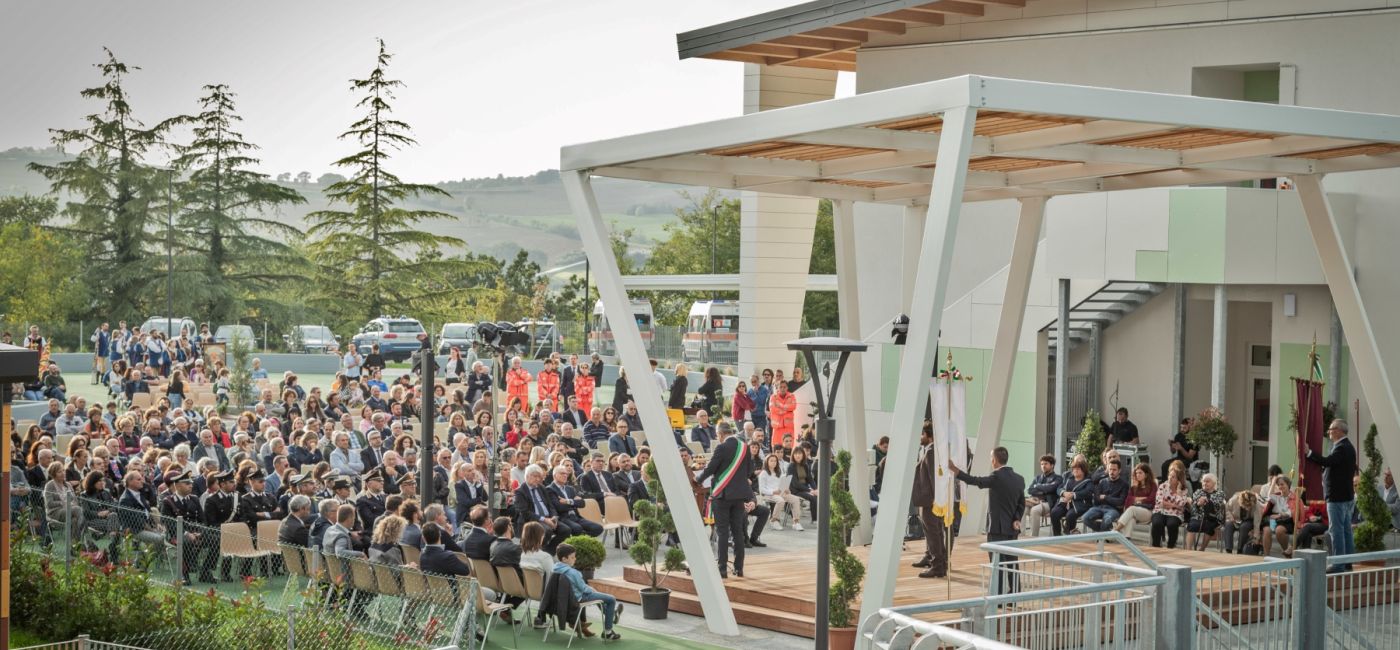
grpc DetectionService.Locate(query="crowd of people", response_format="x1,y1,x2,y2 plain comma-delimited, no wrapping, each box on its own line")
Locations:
8,323,842,640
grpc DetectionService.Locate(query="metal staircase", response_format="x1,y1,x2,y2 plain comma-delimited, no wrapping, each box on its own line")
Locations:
1044,281,1167,360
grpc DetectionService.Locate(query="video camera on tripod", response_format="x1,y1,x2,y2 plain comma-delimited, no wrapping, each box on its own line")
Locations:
475,321,531,352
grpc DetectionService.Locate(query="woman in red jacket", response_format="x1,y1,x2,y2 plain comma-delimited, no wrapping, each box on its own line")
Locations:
731,380,755,424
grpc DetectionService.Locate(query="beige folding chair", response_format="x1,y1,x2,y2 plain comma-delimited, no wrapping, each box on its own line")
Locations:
465,575,517,647
219,522,271,577
604,495,638,547
255,519,281,552
400,566,430,624
324,549,348,589
347,558,379,616
496,564,535,623
371,562,410,630
130,392,153,409
400,543,421,566
279,544,309,603
469,558,502,596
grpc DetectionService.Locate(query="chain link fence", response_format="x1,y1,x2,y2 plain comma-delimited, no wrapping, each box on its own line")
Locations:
11,490,499,650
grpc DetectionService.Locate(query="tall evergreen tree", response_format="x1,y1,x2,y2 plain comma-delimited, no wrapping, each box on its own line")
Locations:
28,49,178,319
172,84,307,324
306,39,466,325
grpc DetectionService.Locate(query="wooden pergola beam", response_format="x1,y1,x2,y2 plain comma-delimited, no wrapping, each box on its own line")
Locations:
916,1,987,17
843,18,907,35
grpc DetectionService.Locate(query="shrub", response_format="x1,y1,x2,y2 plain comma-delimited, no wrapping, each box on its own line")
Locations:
564,534,607,572
629,460,686,590
1074,409,1108,472
1355,424,1390,553
828,449,863,629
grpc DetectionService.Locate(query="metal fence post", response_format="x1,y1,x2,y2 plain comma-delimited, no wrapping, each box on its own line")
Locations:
450,579,478,650
175,516,185,588
1156,563,1194,650
63,489,73,569
286,605,296,650
1296,549,1326,650
78,634,89,650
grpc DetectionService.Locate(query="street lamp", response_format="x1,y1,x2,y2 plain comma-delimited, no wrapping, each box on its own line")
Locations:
785,336,867,650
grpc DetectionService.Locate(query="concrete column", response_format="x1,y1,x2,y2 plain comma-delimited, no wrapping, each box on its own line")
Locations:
738,64,837,378
1088,322,1102,414
1171,284,1186,428
1211,284,1227,412
1053,279,1070,463
1328,300,1343,407
832,199,874,544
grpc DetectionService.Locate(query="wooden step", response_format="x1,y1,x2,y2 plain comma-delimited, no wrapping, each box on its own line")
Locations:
591,576,818,637
619,565,818,616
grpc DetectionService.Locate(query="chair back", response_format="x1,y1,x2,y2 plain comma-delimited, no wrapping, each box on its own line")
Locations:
348,558,377,592
302,547,322,579
372,562,403,596
324,551,347,586
424,573,457,607
281,544,308,577
400,566,429,599
470,557,501,592
469,576,492,610
255,519,281,551
400,542,421,565
524,568,545,600
496,564,528,600
220,522,250,554
605,495,636,526
580,499,605,525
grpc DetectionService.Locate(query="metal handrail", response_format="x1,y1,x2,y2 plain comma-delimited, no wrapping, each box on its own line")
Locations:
979,543,1161,578
875,611,1025,650
1192,557,1304,578
979,530,1161,571
1327,547,1400,565
877,575,1165,616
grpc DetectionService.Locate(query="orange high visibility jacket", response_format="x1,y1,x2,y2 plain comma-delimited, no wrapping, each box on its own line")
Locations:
537,370,560,407
769,390,797,440
506,367,532,412
575,374,596,416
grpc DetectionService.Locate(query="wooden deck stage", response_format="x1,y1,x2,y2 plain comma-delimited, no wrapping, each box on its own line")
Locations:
590,535,1399,639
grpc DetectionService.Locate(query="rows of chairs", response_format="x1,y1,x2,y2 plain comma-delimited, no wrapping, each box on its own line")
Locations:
580,495,637,549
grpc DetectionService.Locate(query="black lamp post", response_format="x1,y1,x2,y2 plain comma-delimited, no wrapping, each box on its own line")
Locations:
785,336,867,650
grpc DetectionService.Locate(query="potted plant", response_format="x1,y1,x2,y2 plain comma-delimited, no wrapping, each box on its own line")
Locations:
628,460,686,619
828,449,863,650
563,534,606,582
1353,424,1389,557
1187,406,1238,485
1073,409,1108,472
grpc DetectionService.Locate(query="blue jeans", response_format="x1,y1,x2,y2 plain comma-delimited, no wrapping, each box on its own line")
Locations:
1083,506,1120,532
580,588,618,630
1326,500,1356,564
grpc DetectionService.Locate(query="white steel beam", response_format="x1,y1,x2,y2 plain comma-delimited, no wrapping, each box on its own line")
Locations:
619,273,838,292
832,198,874,545
563,170,740,636
964,197,1046,532
861,105,979,626
1295,175,1400,488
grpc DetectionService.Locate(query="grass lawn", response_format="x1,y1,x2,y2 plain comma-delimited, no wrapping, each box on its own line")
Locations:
11,628,50,647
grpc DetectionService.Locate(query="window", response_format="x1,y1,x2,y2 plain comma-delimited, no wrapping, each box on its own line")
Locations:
711,316,738,332
388,321,424,334
634,314,652,327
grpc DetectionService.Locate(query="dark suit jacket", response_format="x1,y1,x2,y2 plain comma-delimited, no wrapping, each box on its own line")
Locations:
117,489,153,534
279,514,310,547
513,484,559,527
956,466,1026,537
490,537,522,567
1308,436,1358,502
462,526,496,560
546,482,586,519
360,445,386,471
910,443,937,508
697,437,754,500
560,366,577,399
580,470,616,502
454,480,488,523
192,444,231,471
420,545,472,577
561,409,587,429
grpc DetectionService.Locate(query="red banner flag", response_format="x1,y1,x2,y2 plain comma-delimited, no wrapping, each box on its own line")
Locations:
1294,379,1325,500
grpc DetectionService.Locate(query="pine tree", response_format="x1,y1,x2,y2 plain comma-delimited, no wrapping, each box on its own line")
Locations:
171,84,307,324
28,49,179,319
306,39,467,325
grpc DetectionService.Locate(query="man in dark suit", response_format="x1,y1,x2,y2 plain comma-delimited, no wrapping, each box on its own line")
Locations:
461,505,496,559
117,471,165,547
514,465,566,551
560,395,587,429
419,522,472,575
279,494,314,547
1307,418,1359,573
354,467,388,533
559,355,578,404
579,454,618,513
696,422,756,578
360,430,387,471
950,446,1025,595
910,423,947,578
547,464,603,537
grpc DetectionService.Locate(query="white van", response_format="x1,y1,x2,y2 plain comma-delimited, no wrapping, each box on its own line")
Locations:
683,300,739,364
589,299,654,355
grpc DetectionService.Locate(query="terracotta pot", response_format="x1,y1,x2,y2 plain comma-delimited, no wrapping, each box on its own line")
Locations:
828,627,858,650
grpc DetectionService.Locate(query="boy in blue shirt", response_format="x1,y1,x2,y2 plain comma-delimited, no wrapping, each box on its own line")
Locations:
552,543,623,640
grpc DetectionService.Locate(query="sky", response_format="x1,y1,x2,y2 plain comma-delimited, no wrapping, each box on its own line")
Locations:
1,0,853,182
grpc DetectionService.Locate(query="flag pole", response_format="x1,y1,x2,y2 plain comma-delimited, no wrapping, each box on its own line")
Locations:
1294,334,1320,554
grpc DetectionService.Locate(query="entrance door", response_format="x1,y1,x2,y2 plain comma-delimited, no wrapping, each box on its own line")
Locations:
1247,344,1272,485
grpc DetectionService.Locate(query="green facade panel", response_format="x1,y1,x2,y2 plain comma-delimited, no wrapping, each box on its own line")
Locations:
1167,188,1227,283
1135,250,1169,282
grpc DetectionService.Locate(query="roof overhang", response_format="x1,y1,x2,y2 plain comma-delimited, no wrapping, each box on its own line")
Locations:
560,75,1400,205
677,1,1034,72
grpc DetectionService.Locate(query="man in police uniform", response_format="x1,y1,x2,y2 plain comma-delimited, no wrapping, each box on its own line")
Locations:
160,469,209,584
354,467,387,547
238,469,283,527
278,473,319,517
200,470,239,581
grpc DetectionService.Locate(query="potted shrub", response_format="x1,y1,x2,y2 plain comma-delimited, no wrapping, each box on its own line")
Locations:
563,534,606,582
1074,409,1108,472
628,460,687,619
1354,424,1390,557
1188,406,1238,485
827,449,863,650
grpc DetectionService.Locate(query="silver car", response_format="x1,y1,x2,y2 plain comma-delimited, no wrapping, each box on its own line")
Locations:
286,325,340,354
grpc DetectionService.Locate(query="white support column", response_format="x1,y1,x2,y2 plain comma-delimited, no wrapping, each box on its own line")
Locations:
832,199,873,544
1211,285,1228,412
901,206,926,312
860,106,978,627
564,171,739,636
1295,175,1400,480
964,197,1046,530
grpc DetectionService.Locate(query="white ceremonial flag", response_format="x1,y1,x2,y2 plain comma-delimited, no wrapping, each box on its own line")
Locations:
930,378,969,525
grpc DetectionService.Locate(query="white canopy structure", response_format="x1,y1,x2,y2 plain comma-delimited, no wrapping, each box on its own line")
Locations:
560,74,1400,635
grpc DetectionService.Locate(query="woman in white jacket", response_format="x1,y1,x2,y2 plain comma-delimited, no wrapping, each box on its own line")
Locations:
758,453,804,531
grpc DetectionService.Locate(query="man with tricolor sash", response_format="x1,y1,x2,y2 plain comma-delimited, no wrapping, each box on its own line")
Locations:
697,421,756,579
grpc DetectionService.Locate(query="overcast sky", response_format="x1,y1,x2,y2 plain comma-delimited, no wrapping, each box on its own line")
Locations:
1,0,854,182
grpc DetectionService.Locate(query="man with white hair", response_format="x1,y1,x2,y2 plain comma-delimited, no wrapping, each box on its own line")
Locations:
329,431,364,477
55,403,85,437
513,464,565,551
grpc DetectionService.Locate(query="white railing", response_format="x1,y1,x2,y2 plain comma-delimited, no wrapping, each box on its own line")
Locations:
1191,559,1302,650
1324,549,1400,649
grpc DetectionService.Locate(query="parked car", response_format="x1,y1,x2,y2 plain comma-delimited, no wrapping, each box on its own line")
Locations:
350,316,425,361
213,324,257,347
139,317,198,338
511,319,560,359
285,325,340,354
437,322,477,355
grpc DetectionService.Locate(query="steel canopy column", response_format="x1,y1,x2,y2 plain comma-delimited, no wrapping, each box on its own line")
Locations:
966,197,1045,529
1295,175,1400,480
860,105,978,626
1211,285,1227,412
1328,302,1343,408
1054,279,1070,464
833,199,874,545
1171,284,1186,430
564,171,739,636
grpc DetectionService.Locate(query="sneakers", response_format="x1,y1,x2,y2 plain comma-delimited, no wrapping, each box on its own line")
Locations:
793,522,804,531
616,603,624,621
602,630,622,641
772,521,783,531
